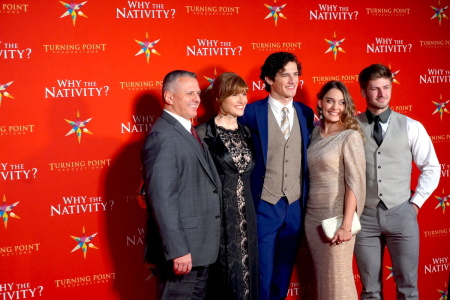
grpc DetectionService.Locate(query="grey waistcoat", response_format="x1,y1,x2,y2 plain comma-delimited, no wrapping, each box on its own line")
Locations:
358,111,412,209
261,109,302,204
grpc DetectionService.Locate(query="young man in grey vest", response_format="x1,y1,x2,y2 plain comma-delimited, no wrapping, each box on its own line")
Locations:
354,64,441,299
239,52,314,300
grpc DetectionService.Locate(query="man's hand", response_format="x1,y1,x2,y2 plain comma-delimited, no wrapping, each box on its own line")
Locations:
172,253,192,275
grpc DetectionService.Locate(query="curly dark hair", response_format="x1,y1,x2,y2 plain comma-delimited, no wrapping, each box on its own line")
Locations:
260,52,301,92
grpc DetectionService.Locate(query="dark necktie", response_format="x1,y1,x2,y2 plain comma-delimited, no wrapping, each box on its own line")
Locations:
373,115,383,146
190,126,203,146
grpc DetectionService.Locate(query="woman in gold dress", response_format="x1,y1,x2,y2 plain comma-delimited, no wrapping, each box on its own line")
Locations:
305,80,366,299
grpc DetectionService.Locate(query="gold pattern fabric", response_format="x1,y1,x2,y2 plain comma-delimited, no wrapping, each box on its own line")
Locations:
280,107,290,140
305,127,366,300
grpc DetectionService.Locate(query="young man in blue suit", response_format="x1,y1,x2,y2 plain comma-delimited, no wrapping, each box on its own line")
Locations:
239,52,314,299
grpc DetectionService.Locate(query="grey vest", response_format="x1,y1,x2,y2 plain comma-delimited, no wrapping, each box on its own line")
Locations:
358,111,412,209
261,109,302,204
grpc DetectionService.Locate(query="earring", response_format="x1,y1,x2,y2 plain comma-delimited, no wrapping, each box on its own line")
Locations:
319,108,323,119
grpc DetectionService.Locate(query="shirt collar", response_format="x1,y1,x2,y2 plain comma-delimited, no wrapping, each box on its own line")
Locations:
164,109,192,132
365,107,391,124
268,95,293,113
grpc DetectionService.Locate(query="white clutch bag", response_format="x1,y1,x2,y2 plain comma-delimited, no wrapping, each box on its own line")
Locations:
321,211,361,240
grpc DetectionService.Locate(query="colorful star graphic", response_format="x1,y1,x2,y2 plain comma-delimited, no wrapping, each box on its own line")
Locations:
64,110,93,143
0,81,15,107
70,226,98,259
135,32,161,64
438,282,448,300
324,32,346,60
385,266,394,280
432,94,450,120
389,64,400,84
59,1,88,26
203,68,217,91
435,189,450,214
0,195,20,229
264,0,287,27
431,0,449,26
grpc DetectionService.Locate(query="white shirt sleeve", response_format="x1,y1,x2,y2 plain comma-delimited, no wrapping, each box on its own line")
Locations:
406,117,441,208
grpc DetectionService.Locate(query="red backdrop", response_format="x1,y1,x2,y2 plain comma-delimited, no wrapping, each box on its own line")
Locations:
1,0,449,299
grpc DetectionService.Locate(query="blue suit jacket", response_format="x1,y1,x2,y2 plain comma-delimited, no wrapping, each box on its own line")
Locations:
238,97,314,212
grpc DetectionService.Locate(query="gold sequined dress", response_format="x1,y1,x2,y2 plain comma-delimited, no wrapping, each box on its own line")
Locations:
305,127,366,300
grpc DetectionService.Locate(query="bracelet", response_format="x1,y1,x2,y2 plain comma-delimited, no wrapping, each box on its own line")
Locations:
340,225,351,232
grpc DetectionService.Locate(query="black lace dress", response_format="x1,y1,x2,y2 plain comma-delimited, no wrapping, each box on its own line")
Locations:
196,119,258,300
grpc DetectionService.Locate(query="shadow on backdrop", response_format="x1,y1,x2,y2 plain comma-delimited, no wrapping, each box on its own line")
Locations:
103,91,162,299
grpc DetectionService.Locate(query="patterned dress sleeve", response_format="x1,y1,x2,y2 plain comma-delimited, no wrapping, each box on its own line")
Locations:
342,130,366,216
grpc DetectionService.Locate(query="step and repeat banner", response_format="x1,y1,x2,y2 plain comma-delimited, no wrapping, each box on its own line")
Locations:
1,0,449,299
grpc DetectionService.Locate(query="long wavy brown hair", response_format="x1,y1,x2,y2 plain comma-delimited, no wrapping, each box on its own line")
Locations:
317,80,364,140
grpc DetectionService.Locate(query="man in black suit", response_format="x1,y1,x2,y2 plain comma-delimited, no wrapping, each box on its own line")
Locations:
141,70,222,299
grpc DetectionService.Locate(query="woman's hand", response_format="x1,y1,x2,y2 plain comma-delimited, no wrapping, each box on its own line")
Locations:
332,227,352,244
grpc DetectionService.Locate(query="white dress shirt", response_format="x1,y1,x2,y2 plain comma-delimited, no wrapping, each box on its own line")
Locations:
380,115,441,208
268,96,295,132
164,109,193,132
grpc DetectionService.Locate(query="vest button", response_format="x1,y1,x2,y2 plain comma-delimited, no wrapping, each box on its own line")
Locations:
285,174,288,177
285,160,288,163
215,215,220,219
213,190,218,194
378,180,381,182
379,193,383,196
378,152,381,154
378,166,381,169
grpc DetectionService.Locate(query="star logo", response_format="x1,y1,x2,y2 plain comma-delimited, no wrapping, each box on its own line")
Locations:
264,0,287,27
64,110,93,143
59,1,88,26
431,94,450,120
0,81,15,107
385,266,394,280
0,195,20,229
135,32,161,64
324,32,346,60
437,282,448,300
435,189,450,214
70,226,99,259
203,68,217,91
431,0,449,26
389,64,400,84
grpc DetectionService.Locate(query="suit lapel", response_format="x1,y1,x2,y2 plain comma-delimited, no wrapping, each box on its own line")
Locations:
293,102,308,150
255,98,269,166
203,119,238,172
161,112,219,189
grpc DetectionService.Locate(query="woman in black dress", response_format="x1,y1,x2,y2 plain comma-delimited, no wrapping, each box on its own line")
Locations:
197,72,258,300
